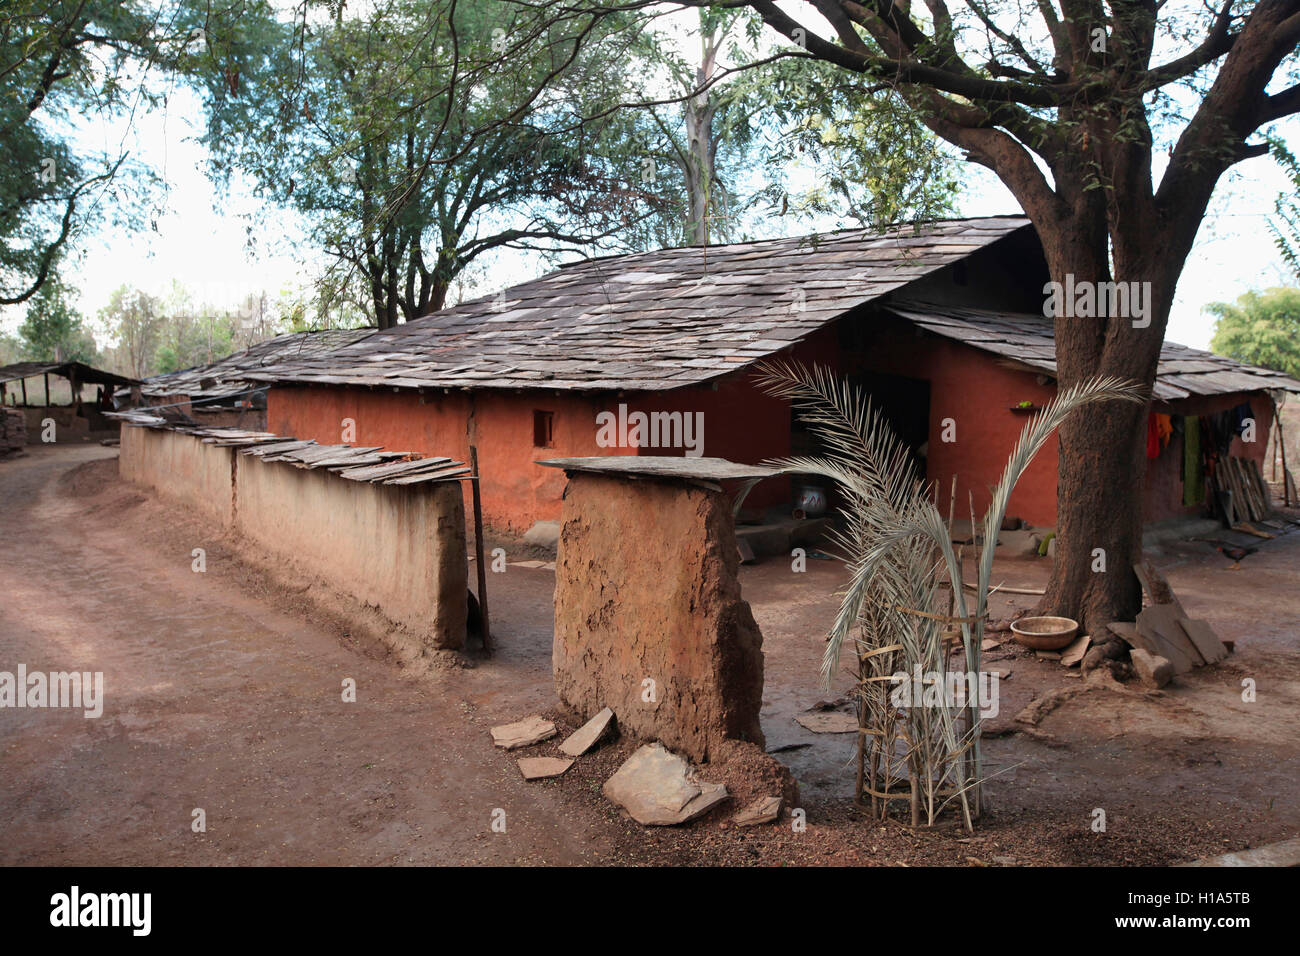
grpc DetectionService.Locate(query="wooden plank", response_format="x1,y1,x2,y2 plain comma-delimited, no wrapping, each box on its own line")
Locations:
1180,619,1228,665
210,435,283,446
1239,457,1267,520
1230,458,1256,520
1220,458,1247,522
536,455,785,482
1107,621,1157,655
1136,605,1201,671
1249,457,1272,514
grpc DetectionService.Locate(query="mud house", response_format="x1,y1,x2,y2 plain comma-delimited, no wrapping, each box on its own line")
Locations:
140,327,375,429
241,216,1300,533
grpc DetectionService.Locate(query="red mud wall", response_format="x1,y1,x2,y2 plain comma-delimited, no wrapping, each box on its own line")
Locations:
788,316,1061,527
623,379,792,512
553,472,765,762
268,382,794,532
268,387,616,533
266,315,1270,531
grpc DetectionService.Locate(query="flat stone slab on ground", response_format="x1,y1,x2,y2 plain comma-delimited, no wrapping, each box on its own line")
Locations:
603,742,728,825
795,711,857,733
734,796,782,826
1061,634,1091,667
1180,837,1300,867
522,520,561,549
559,706,615,757
517,757,574,780
491,715,557,750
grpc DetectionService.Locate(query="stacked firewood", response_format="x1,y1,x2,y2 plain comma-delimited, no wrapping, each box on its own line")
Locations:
0,408,26,458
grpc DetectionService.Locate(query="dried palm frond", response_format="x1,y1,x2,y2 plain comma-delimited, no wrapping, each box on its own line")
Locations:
756,360,1146,828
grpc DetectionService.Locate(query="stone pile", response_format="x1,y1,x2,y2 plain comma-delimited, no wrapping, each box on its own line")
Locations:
490,706,787,828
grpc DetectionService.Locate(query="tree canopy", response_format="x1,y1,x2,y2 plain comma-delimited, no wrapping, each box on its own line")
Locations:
1208,286,1300,378
17,275,97,362
0,1,240,305
462,0,1300,627
186,0,963,327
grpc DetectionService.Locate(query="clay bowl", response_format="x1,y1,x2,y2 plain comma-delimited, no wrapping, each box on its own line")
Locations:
1010,615,1079,651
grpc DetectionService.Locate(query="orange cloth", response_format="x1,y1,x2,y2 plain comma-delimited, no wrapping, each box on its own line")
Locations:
1155,413,1173,449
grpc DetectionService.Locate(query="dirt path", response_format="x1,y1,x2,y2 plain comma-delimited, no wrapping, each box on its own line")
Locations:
0,445,610,865
3,445,1298,866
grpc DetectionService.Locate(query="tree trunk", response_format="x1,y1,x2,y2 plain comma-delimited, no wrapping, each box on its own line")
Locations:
1037,225,1177,633
1042,394,1148,632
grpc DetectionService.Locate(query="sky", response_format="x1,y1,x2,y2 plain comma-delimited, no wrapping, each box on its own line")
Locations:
4,9,1299,353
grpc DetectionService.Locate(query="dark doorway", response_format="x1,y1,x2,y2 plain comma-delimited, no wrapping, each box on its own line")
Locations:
789,371,931,517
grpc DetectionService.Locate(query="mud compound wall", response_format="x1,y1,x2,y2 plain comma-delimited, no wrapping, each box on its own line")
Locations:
553,472,764,762
118,424,467,650
236,454,467,648
119,423,234,526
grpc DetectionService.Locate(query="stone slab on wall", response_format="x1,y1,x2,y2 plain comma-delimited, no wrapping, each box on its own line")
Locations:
118,424,467,650
553,472,764,762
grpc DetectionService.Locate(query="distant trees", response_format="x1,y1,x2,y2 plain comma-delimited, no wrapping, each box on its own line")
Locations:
98,287,162,380
95,283,288,378
17,277,97,362
192,0,684,329
1208,287,1300,379
0,1,250,305
188,0,960,328
642,7,957,246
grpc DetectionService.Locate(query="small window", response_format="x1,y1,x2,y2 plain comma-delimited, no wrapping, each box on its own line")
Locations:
533,410,555,448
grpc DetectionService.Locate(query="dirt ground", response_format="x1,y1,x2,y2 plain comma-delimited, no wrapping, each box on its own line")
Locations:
2,444,1298,866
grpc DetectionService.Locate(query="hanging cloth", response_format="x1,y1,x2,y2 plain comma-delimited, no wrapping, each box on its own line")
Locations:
1183,415,1203,505
1230,402,1254,437
1155,413,1173,449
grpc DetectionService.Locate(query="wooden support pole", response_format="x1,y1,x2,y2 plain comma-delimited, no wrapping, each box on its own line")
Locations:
44,373,50,406
468,445,491,655
1272,396,1292,508
21,378,27,406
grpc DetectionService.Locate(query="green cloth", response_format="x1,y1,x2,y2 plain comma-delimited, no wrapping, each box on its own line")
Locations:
1183,415,1204,506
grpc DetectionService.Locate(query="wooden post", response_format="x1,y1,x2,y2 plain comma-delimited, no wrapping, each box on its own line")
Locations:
1273,396,1292,508
468,445,491,654
44,372,50,406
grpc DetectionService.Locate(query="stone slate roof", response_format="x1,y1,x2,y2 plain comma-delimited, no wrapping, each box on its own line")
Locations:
887,302,1300,400
245,216,1032,392
0,361,138,388
142,328,376,398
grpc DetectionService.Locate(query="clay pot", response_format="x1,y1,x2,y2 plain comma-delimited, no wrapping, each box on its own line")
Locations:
1009,615,1079,650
